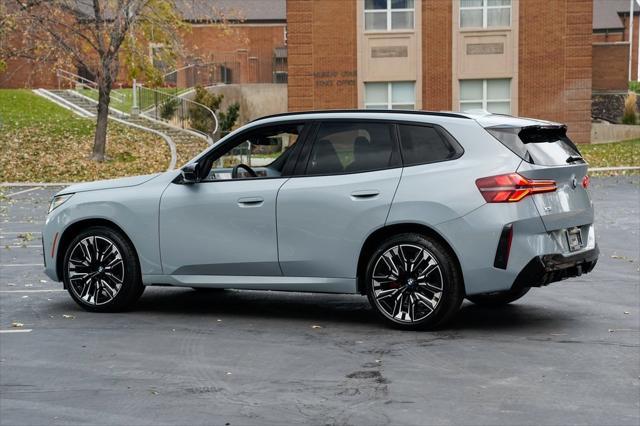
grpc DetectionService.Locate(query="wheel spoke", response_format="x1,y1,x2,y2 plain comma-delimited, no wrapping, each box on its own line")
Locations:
418,280,443,293
408,294,416,322
415,289,439,311
101,278,117,298
416,256,438,280
381,251,400,277
104,271,123,284
391,290,404,318
375,287,402,301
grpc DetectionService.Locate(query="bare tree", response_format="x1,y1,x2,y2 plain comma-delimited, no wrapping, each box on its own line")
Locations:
1,0,233,161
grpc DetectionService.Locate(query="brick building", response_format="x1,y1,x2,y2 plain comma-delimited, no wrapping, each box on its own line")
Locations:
592,0,639,92
0,0,287,89
287,0,593,144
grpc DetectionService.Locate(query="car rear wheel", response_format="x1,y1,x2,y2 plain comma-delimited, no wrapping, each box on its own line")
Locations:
365,233,464,330
62,226,144,312
467,287,530,306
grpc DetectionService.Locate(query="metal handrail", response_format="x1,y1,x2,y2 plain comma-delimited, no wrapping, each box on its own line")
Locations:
55,69,126,104
137,84,219,137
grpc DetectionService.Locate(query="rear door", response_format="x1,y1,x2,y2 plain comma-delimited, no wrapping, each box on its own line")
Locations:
488,125,593,231
276,120,402,279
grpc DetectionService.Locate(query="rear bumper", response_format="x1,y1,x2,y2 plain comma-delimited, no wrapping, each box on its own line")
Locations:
513,244,599,290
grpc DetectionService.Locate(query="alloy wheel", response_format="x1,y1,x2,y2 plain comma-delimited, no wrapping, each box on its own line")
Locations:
371,244,444,323
67,236,124,306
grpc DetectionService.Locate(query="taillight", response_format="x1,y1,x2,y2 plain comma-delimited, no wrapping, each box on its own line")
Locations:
475,173,557,203
582,175,590,189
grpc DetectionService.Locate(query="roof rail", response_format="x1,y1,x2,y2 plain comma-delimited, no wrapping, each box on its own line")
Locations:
251,109,472,122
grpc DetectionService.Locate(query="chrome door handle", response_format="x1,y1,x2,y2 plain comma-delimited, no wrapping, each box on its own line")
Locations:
350,190,380,200
237,197,264,207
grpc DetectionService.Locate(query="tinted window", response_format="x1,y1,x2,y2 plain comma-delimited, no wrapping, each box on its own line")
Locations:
306,122,395,175
398,124,462,165
487,126,583,166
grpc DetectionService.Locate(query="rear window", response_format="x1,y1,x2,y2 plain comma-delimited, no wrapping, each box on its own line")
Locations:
398,124,463,166
486,125,583,166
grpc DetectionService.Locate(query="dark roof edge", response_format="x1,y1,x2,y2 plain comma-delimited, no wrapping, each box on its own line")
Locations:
252,109,472,122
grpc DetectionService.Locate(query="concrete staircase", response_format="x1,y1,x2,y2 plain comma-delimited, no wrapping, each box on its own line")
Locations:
48,90,209,146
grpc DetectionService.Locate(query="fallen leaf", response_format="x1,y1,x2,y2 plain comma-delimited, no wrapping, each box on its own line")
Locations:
11,322,23,328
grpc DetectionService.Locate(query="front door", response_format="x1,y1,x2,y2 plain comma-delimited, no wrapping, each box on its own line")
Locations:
159,122,307,278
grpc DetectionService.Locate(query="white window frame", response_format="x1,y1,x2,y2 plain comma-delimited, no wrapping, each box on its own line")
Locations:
364,0,415,32
459,0,511,29
459,79,511,113
365,81,416,110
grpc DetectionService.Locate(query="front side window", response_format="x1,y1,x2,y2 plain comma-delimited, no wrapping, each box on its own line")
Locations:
398,124,463,166
365,81,416,110
306,122,396,175
459,79,511,114
199,123,303,181
460,0,511,29
365,0,414,31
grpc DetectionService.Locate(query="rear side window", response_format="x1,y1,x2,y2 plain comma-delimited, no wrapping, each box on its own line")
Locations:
397,124,463,166
487,126,583,166
306,122,396,175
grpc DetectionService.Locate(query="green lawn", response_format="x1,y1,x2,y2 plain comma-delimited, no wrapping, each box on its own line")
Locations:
0,89,171,182
580,139,640,172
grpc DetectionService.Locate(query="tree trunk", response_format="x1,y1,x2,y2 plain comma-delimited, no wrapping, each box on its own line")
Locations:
91,75,112,161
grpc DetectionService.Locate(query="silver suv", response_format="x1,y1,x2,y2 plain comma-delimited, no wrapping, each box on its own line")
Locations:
43,110,598,330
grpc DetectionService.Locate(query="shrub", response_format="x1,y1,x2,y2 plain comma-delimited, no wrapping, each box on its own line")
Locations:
159,97,179,120
189,85,223,134
629,81,640,93
219,102,240,135
622,91,638,125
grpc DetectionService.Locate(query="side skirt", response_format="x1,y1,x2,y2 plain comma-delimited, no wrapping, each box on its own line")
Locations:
142,274,358,294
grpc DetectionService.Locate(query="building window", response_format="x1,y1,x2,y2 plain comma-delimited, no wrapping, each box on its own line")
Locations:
460,0,511,29
459,79,511,114
365,0,414,31
365,82,415,110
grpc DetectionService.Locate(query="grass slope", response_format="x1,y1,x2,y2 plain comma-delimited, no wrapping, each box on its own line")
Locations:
580,139,640,170
0,90,171,182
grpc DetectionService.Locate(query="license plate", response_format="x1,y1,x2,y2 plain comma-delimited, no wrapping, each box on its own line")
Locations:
566,227,583,252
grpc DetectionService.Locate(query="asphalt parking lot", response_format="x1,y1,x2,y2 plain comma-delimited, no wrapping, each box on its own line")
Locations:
0,176,638,426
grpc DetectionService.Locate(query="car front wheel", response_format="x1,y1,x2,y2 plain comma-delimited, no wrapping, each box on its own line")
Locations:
62,226,144,312
365,233,464,330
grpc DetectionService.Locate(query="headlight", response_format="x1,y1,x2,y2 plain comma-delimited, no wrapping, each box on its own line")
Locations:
48,194,73,214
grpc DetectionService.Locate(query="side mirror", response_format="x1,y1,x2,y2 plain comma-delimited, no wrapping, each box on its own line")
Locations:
181,162,201,184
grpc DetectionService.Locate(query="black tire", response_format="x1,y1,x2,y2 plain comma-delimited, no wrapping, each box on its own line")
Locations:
62,226,144,312
365,233,464,330
467,287,530,306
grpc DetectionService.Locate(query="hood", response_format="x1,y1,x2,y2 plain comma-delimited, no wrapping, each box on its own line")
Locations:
58,173,160,195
